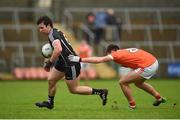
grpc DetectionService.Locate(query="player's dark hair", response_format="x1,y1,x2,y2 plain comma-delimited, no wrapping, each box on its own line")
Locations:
37,16,53,28
106,44,120,54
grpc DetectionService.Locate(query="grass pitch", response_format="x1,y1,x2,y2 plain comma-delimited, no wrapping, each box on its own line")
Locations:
0,78,180,119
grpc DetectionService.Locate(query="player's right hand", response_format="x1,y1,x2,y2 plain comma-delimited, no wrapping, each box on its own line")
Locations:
68,55,81,62
43,60,53,72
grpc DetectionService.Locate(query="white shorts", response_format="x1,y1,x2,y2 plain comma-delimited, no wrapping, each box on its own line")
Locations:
80,63,90,70
134,60,159,79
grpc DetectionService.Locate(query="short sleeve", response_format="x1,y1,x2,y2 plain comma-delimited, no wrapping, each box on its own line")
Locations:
111,51,119,60
48,29,61,43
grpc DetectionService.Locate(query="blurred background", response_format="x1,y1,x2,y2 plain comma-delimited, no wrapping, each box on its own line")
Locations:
0,0,180,80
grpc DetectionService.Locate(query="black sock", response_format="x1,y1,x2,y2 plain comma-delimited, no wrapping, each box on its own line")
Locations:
92,88,102,95
48,96,54,104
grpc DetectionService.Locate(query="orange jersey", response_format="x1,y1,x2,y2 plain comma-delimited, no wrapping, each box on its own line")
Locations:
78,44,92,58
110,48,156,69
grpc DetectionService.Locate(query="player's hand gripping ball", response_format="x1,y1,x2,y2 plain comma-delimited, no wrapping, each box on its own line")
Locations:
41,43,53,58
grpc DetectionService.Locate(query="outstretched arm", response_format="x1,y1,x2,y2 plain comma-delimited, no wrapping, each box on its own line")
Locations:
68,54,113,63
82,55,112,63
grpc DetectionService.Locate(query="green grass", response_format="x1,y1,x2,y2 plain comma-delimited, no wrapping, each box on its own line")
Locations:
0,79,180,119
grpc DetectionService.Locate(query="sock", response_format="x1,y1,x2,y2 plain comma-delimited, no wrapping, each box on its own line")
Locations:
92,88,102,95
48,95,54,104
129,100,136,107
155,94,162,101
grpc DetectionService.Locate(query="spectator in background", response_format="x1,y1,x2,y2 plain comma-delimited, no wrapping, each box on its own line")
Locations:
84,12,96,44
78,40,97,85
106,8,122,43
106,9,117,26
94,8,107,44
93,8,107,55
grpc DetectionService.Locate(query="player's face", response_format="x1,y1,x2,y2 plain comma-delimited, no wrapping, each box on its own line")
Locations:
38,23,50,35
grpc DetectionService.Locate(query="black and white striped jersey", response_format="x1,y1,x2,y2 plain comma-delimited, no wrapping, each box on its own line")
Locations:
48,28,77,66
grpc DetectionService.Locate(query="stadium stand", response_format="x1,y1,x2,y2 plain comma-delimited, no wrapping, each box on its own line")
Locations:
63,7,180,77
121,29,145,41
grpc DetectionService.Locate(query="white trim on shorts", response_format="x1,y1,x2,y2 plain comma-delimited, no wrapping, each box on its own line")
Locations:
71,65,76,80
134,60,159,79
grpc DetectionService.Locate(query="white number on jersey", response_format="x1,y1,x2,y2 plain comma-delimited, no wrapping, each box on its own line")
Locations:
126,48,139,53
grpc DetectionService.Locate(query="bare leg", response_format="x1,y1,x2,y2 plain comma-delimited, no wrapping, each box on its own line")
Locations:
48,67,65,96
35,67,65,109
119,76,134,103
66,77,108,106
134,81,161,98
134,79,166,106
66,78,92,95
119,70,144,108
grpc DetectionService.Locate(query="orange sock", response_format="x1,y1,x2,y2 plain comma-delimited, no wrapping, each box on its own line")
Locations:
129,100,136,107
155,94,162,101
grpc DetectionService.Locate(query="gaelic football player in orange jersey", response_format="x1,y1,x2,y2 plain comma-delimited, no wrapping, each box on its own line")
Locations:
68,44,166,109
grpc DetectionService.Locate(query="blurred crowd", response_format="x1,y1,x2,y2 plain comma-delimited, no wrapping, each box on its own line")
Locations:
83,8,122,47
77,40,97,85
75,8,123,83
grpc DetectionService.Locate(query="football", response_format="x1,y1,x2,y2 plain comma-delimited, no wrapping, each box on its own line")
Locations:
41,43,53,58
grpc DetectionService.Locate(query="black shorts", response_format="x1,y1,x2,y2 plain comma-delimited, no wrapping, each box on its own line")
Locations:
54,60,81,80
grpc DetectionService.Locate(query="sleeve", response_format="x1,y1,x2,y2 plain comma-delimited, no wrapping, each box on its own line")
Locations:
49,30,61,44
111,51,121,61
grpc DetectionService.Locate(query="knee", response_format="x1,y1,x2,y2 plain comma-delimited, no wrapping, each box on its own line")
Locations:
119,79,127,86
134,82,142,88
68,87,78,94
48,79,56,87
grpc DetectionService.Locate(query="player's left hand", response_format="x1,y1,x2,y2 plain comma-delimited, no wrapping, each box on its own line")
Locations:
44,60,53,72
68,55,81,62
